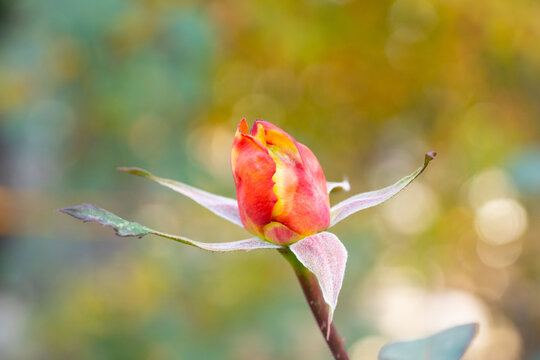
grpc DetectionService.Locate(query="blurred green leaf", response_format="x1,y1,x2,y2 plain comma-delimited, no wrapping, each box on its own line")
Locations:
59,203,151,237
289,231,347,338
378,323,478,360
330,152,437,227
118,167,243,227
59,204,280,252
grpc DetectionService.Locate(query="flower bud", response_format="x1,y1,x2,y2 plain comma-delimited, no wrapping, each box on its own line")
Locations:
231,119,330,245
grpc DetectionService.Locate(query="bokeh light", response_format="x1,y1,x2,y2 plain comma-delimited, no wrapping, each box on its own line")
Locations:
380,182,440,235
474,198,528,246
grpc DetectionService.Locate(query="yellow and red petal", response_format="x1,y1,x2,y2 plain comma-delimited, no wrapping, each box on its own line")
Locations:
231,119,331,245
270,136,330,236
231,132,277,237
272,165,330,237
262,221,303,246
254,120,302,163
238,117,249,134
251,121,267,147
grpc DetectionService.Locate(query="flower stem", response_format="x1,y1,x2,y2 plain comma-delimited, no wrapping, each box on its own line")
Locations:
279,248,350,360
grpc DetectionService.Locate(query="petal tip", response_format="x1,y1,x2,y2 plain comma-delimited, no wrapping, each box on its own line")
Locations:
238,118,249,135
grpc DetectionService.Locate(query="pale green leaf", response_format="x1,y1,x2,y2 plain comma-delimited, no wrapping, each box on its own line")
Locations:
59,204,151,238
59,204,280,252
378,323,478,360
290,232,347,339
117,167,243,227
330,152,436,227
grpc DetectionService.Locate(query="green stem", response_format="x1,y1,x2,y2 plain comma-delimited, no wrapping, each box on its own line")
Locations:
279,248,350,360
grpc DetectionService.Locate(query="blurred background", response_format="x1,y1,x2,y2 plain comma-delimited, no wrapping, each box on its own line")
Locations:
0,0,539,359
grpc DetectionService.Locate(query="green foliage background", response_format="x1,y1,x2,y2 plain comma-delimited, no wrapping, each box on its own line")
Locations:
0,0,539,359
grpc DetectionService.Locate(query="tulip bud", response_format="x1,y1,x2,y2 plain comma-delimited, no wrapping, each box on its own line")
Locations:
231,119,330,245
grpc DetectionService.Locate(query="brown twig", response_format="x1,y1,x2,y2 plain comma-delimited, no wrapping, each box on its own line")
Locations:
279,248,350,360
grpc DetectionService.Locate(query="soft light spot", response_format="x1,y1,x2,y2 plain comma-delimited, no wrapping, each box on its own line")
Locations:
187,124,235,180
471,321,522,360
380,182,440,235
474,198,528,245
476,240,522,269
388,0,438,44
361,268,491,349
385,35,409,70
466,168,517,209
475,268,510,300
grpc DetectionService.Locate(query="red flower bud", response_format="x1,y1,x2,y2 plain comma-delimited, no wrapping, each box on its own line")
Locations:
231,119,330,245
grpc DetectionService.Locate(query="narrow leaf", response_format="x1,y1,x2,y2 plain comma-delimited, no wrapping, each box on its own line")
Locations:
289,232,347,339
327,178,351,194
117,167,243,227
59,204,281,252
59,204,151,237
329,152,436,227
378,323,478,360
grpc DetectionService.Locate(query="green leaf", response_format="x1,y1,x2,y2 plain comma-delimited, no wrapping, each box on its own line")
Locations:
117,167,243,227
378,323,478,360
289,232,347,340
59,204,151,238
59,204,281,252
330,152,436,227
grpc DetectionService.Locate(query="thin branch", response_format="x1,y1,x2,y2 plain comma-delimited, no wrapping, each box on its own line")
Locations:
279,248,350,360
